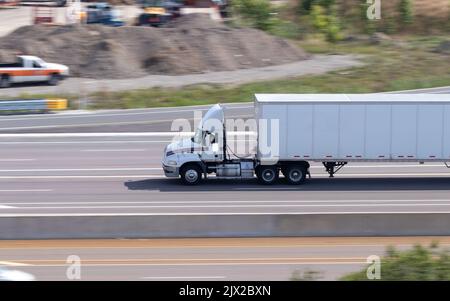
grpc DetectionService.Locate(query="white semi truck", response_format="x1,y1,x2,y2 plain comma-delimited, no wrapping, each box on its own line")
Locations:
162,94,450,185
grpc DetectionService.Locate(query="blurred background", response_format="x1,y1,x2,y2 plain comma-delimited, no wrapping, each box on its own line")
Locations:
1,0,450,281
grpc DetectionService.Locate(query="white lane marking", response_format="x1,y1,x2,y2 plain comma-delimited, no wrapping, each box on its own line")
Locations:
19,262,363,267
9,203,450,209
0,175,164,179
81,149,147,152
387,86,450,94
1,173,450,180
0,211,448,217
0,189,52,192
0,159,35,162
0,168,160,172
0,141,171,144
0,115,250,131
0,131,255,138
0,166,443,173
313,173,450,176
0,261,31,266
142,276,226,279
311,164,447,169
0,104,253,122
0,205,16,209
4,199,449,205
0,132,192,138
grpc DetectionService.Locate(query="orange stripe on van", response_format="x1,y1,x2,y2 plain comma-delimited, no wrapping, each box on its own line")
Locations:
2,69,59,77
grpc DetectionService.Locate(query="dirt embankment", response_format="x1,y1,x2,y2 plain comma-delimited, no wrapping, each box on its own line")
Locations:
0,14,309,79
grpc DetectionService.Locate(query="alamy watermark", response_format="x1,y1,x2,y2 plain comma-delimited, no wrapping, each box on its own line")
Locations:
66,255,81,280
367,0,381,20
366,255,381,280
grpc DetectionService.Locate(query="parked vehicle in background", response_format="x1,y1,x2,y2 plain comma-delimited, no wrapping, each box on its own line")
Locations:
20,0,67,7
86,2,124,26
0,55,69,88
0,0,19,7
137,0,182,27
162,94,450,185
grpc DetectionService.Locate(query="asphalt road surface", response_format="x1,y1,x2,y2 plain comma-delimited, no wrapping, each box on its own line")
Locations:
1,237,448,280
1,90,450,216
1,134,450,216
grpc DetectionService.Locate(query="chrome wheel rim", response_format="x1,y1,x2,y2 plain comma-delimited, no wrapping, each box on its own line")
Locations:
185,169,199,183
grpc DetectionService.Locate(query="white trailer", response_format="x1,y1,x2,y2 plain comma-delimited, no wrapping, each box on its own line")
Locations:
162,94,450,185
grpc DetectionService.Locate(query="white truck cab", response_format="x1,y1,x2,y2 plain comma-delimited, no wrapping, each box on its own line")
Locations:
162,104,229,184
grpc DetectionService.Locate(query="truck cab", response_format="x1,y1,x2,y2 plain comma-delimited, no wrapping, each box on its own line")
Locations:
162,103,288,185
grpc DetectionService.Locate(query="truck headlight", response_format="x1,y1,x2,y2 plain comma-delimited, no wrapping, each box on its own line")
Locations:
167,160,177,166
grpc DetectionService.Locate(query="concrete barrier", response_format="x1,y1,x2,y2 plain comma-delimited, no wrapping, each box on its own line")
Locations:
1,213,450,239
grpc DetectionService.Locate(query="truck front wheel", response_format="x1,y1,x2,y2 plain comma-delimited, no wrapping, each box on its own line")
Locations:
180,164,202,185
256,165,279,185
283,164,307,185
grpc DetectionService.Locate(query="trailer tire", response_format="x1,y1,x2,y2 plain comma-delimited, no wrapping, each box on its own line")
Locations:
180,164,202,185
0,75,10,88
48,74,61,86
256,165,279,185
283,164,307,185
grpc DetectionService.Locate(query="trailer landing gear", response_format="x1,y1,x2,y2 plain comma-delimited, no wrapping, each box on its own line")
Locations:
323,162,347,178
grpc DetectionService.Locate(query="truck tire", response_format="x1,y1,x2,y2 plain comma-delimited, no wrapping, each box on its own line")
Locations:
0,75,10,88
48,74,61,86
256,165,279,185
283,164,307,185
180,164,202,185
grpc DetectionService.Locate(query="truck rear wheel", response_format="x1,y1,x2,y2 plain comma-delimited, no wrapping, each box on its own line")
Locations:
0,75,10,88
283,165,307,185
256,165,279,185
180,164,202,185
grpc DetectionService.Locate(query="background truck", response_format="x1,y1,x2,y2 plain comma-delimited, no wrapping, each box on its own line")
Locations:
86,2,124,27
162,94,450,185
137,0,183,27
0,55,69,88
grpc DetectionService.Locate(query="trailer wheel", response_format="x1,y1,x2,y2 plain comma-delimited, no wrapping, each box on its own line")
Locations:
180,164,202,185
0,75,10,88
48,74,61,86
283,165,307,185
256,165,279,185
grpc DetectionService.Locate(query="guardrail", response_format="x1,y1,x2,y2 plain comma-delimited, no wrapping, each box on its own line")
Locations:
0,98,67,113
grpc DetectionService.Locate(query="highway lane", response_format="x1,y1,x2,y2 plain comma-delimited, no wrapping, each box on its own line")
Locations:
1,237,449,280
1,87,449,133
1,136,450,215
0,103,254,133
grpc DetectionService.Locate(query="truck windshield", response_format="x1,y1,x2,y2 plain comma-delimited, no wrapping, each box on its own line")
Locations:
192,128,204,144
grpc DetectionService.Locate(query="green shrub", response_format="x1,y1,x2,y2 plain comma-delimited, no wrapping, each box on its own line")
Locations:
399,0,413,25
311,4,342,42
341,244,450,281
231,0,274,31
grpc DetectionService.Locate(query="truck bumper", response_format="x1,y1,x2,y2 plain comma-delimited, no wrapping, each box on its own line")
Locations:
162,163,179,178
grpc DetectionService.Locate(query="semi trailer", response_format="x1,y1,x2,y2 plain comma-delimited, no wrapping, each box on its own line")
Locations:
162,94,450,185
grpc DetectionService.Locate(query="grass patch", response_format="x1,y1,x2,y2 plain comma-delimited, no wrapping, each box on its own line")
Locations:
88,37,450,109
6,36,450,110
